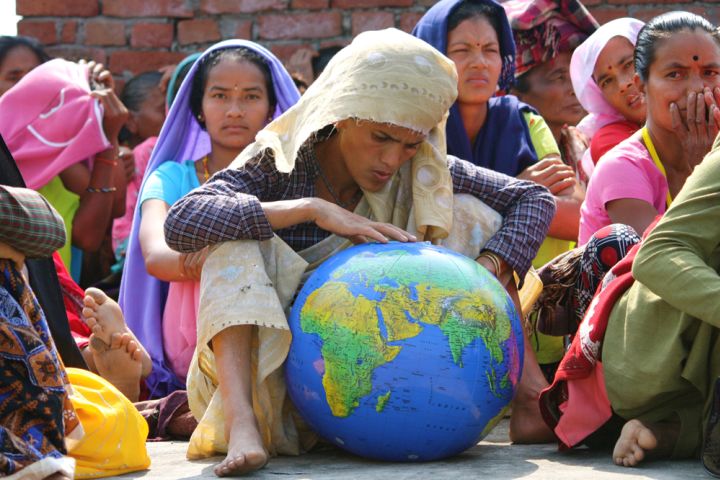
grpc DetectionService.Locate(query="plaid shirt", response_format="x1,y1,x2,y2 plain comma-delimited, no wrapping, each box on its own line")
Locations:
165,135,555,279
0,186,66,258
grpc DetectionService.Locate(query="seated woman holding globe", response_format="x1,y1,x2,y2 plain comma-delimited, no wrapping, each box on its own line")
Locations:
164,28,555,477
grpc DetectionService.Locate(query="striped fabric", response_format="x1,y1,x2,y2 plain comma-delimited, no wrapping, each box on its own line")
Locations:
0,186,66,258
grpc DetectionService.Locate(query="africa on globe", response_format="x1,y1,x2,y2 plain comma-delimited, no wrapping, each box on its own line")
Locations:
286,241,524,462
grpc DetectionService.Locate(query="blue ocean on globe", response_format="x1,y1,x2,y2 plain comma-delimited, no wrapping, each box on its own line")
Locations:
285,241,524,462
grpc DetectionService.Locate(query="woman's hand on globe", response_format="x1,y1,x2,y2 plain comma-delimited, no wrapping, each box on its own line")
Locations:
312,198,417,244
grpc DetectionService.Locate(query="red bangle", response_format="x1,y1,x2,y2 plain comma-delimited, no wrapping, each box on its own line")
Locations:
95,156,118,167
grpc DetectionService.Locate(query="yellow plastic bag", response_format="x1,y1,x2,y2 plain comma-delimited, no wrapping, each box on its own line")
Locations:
65,368,151,478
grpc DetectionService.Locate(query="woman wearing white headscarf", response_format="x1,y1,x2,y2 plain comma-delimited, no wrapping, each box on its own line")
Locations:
164,28,555,476
570,18,646,176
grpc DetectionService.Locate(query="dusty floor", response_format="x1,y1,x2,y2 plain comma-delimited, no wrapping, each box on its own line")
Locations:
107,419,707,479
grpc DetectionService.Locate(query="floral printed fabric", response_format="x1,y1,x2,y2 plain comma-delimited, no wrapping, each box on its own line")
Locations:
0,259,79,477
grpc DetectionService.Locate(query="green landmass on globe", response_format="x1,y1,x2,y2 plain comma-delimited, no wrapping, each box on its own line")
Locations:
300,248,513,418
376,391,392,412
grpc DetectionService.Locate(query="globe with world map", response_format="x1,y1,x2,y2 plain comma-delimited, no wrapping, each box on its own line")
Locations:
286,241,524,461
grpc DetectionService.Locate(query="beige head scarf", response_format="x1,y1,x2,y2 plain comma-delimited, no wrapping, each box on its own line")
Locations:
232,28,458,241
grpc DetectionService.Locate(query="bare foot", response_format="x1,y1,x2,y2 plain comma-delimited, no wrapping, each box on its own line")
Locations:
83,287,152,377
89,332,142,401
214,416,268,477
611,418,682,467
613,419,658,467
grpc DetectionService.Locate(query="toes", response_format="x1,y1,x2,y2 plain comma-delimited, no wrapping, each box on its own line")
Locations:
214,457,240,477
91,324,104,336
214,455,256,477
130,348,142,362
117,334,131,348
83,295,98,310
109,332,125,349
84,287,108,306
83,310,98,327
126,339,138,354
631,444,645,465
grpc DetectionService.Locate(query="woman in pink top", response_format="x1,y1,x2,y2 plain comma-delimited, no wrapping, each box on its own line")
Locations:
570,18,646,175
579,12,720,245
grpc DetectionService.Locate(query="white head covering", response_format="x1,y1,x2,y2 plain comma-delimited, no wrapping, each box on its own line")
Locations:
232,28,459,241
570,17,645,138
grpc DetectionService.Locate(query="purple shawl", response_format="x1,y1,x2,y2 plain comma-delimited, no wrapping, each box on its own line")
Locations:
119,40,301,398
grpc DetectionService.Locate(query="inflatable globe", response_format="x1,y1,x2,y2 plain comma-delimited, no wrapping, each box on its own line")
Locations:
286,242,524,462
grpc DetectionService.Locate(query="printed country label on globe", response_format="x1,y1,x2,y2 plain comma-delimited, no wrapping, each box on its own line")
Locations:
286,242,524,462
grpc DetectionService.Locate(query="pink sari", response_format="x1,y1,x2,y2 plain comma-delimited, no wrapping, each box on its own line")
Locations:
162,281,200,382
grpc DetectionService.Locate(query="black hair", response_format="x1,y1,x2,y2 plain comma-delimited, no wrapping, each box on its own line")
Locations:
311,46,342,79
0,35,50,70
189,47,277,128
513,73,531,94
447,1,503,42
121,71,163,112
635,11,720,83
119,71,163,143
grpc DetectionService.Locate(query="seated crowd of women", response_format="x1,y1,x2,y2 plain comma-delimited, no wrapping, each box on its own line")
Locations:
2,0,720,478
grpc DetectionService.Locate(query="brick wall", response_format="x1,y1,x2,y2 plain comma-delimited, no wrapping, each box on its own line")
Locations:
16,0,720,82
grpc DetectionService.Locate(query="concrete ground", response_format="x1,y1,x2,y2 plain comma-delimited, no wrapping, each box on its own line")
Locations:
108,419,708,479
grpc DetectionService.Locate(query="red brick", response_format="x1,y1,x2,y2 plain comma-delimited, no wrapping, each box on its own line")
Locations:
331,0,412,7
60,21,78,44
103,0,192,18
85,21,126,47
177,19,221,45
629,6,705,23
221,19,254,40
291,0,328,8
399,12,424,33
587,6,628,25
352,11,395,36
581,0,602,6
269,43,313,63
46,46,107,65
698,6,720,25
110,50,187,75
200,0,286,14
131,23,174,48
319,39,348,49
259,12,342,40
17,0,98,16
17,20,57,46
